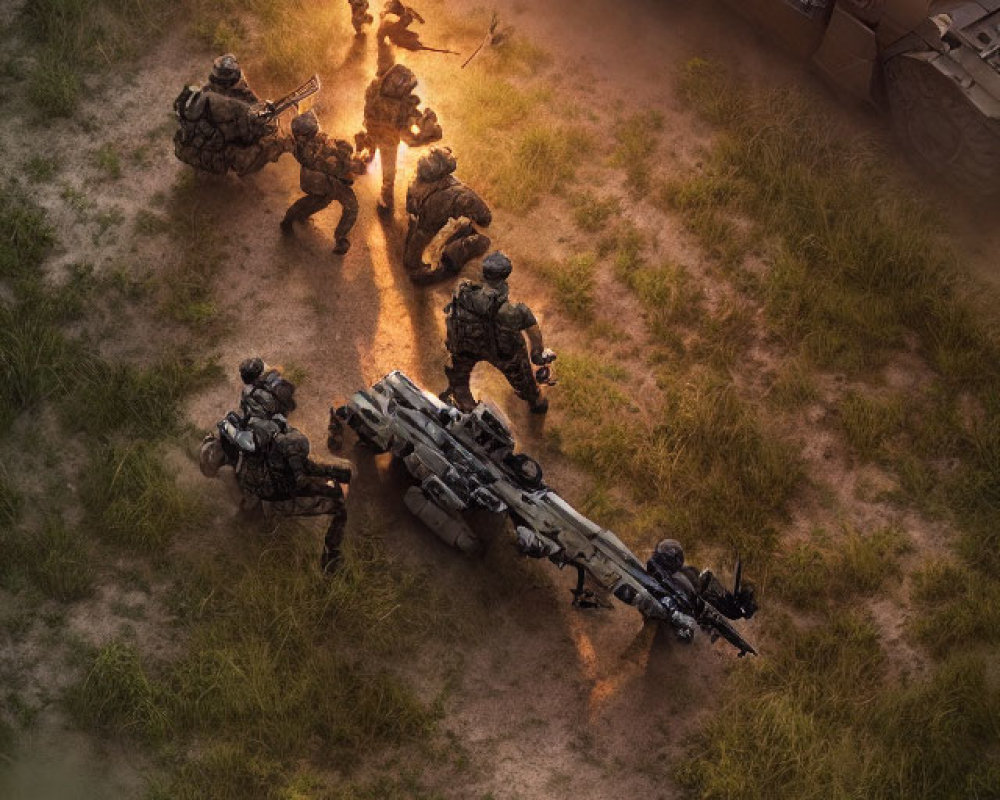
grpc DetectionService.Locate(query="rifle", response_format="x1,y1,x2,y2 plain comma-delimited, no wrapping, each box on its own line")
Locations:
462,12,499,68
249,74,321,122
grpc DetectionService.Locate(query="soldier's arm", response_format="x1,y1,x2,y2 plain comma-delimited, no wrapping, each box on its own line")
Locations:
455,188,491,227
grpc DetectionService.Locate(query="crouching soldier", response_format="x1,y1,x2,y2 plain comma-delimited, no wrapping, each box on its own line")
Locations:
440,252,555,415
201,413,352,573
173,53,292,176
646,539,758,623
281,111,370,255
404,147,491,284
358,62,442,213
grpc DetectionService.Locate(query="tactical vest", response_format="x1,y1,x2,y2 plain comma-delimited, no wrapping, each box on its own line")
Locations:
240,370,297,419
295,136,355,194
445,282,525,360
236,419,301,501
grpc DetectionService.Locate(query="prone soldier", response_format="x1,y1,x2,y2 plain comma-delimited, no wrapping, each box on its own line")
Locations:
404,147,491,284
440,252,555,415
357,63,442,213
281,111,370,255
173,54,292,176
646,539,758,624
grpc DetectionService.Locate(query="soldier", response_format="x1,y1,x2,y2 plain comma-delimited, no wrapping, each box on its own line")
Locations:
348,0,374,34
203,53,261,103
281,111,369,255
238,357,297,419
646,539,758,623
440,252,555,415
173,54,291,176
404,147,491,284
201,413,352,573
358,62,442,212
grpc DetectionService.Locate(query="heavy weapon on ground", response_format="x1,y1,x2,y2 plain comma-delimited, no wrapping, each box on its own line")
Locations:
337,371,757,657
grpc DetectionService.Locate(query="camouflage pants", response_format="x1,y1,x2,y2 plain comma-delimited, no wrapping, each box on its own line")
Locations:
444,348,540,412
263,480,347,561
282,181,359,244
373,133,401,207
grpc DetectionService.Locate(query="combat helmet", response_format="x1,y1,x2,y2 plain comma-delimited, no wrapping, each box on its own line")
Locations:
482,251,512,282
417,147,457,182
210,53,243,87
239,356,265,384
653,538,685,573
291,110,321,139
380,64,418,98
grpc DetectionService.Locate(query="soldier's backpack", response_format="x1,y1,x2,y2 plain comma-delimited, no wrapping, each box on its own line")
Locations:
444,281,502,358
241,369,297,419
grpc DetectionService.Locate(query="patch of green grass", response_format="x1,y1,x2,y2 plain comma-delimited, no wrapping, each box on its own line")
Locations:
770,358,820,408
553,353,798,555
0,185,55,280
66,639,167,740
483,126,592,212
79,442,203,553
570,192,621,233
93,144,122,180
70,514,448,796
770,526,909,610
24,155,61,183
910,560,1000,656
677,615,1000,800
0,517,94,602
839,390,904,461
672,58,996,378
67,354,221,440
0,467,21,530
536,253,597,321
19,0,172,116
610,110,664,194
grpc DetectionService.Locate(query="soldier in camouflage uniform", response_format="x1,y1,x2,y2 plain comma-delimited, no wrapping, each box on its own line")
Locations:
201,412,352,573
238,357,297,419
281,111,370,255
357,62,442,212
173,54,291,176
348,0,374,34
404,147,491,284
441,252,555,414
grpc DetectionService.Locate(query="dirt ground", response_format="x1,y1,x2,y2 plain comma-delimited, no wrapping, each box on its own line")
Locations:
2,0,999,797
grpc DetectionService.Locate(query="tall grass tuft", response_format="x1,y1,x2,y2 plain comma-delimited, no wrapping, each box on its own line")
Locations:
536,253,597,321
0,517,94,602
553,353,798,555
610,110,664,194
79,442,203,553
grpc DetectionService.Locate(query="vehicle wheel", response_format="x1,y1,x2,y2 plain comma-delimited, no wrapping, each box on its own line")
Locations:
884,54,1000,195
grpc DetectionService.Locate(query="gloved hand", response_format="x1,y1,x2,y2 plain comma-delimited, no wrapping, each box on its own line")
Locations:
531,348,556,366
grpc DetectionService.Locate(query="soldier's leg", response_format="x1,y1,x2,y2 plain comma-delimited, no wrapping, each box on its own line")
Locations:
496,349,546,413
329,182,359,254
281,193,334,233
320,492,348,573
403,224,433,274
376,139,398,211
442,353,479,412
441,231,491,275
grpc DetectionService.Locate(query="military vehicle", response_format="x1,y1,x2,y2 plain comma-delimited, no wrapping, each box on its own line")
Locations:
337,371,758,656
728,1,1000,193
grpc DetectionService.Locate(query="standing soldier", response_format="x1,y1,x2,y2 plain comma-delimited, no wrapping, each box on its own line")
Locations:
347,0,374,35
281,111,370,255
404,146,491,284
357,63,442,213
440,252,555,415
